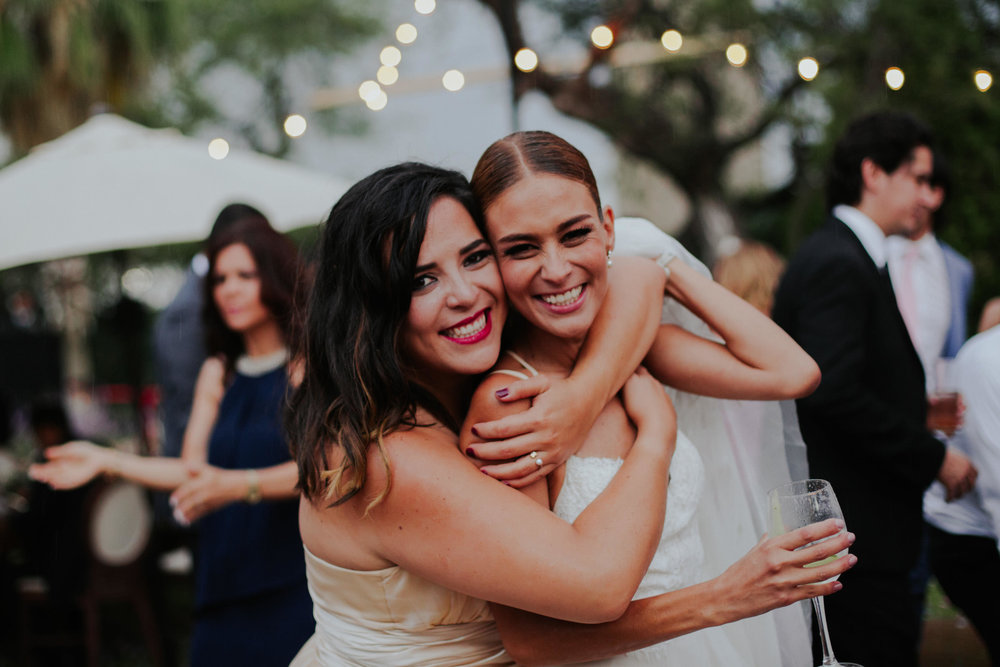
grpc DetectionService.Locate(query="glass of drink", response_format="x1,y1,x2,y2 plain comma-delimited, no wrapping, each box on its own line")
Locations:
768,479,860,667
928,357,960,436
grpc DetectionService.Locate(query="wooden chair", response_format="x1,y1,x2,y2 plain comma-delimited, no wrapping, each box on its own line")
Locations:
18,479,164,667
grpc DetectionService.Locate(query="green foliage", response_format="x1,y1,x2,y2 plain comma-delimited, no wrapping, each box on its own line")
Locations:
519,0,1000,321
0,0,383,157
148,0,382,157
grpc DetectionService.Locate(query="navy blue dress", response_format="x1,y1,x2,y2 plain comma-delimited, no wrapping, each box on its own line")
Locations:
189,365,313,666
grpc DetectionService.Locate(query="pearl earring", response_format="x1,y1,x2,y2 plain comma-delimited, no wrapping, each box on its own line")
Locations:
606,250,613,268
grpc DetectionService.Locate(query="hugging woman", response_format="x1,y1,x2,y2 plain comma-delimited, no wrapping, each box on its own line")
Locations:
288,159,852,666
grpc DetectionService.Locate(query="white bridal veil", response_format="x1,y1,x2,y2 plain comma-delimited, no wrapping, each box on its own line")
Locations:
615,217,812,667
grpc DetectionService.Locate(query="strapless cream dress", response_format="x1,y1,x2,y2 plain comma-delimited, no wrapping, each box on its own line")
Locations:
290,546,512,666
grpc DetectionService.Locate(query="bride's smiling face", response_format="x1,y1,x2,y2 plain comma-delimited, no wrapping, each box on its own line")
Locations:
483,173,614,342
400,196,507,380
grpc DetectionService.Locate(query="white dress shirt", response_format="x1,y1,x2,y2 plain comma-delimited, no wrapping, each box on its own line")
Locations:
887,233,951,393
832,204,888,268
923,326,1000,550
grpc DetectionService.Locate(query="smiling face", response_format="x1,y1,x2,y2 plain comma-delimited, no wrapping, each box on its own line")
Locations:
211,242,274,334
483,173,614,343
399,196,507,383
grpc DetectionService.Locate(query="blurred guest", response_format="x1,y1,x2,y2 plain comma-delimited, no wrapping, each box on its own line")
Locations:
153,204,266,460
978,297,1000,333
31,217,313,667
887,150,973,392
712,240,786,316
17,399,91,609
922,301,1000,664
772,110,977,667
886,150,972,631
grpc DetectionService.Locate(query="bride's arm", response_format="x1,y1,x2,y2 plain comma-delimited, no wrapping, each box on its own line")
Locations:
492,521,856,666
469,256,665,486
644,259,820,400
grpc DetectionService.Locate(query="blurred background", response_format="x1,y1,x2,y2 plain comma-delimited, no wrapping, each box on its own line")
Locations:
0,0,996,664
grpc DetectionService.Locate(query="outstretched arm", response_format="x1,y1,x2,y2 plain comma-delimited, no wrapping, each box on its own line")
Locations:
493,520,856,666
29,440,191,491
470,256,665,485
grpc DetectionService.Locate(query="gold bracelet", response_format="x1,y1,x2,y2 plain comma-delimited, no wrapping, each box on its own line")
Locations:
105,450,122,480
245,469,262,504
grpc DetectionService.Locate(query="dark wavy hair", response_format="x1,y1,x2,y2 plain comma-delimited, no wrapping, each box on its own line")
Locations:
471,130,603,221
826,110,933,210
202,216,305,369
286,162,483,510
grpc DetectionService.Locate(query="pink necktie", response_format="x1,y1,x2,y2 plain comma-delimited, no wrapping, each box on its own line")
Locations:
896,245,921,350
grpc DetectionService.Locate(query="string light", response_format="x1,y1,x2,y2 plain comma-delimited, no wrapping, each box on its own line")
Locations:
974,69,993,92
414,0,435,15
358,80,381,102
885,67,905,90
380,46,402,67
442,69,465,91
207,138,229,160
515,48,538,73
726,43,748,67
396,23,417,45
366,90,388,111
377,66,399,86
660,30,682,52
591,25,614,49
798,57,819,81
283,114,307,138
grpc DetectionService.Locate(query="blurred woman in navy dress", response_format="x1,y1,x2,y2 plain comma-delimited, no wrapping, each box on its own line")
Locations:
30,216,313,666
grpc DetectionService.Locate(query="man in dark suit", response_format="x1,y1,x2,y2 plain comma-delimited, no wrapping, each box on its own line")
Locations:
772,111,978,667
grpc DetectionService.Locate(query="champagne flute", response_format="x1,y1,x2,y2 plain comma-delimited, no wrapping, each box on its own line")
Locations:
768,479,860,667
928,357,961,436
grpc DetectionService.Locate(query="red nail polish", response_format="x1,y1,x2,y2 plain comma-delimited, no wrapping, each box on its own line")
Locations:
471,426,481,438
495,388,509,399
466,448,475,457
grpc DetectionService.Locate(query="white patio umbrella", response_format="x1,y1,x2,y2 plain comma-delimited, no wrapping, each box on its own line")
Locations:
0,113,350,269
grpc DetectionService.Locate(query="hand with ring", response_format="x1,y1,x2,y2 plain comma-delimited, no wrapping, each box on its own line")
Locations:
529,451,544,467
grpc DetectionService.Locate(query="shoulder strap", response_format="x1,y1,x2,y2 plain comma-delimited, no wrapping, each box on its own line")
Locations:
504,350,541,376
487,350,541,381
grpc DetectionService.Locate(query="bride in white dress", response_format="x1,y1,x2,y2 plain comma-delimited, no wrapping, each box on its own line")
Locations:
461,131,818,666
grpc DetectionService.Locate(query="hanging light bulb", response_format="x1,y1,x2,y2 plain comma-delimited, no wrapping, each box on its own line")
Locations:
885,67,905,90
660,30,682,52
974,69,993,92
798,57,819,81
515,48,539,73
442,69,465,92
726,43,748,67
590,25,614,49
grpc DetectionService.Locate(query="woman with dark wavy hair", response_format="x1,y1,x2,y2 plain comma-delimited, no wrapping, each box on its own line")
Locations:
288,161,851,666
31,216,314,666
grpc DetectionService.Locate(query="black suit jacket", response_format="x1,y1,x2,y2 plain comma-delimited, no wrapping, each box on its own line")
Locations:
772,216,945,574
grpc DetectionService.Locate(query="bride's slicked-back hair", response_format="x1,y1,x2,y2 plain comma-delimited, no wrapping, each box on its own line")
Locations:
471,130,603,219
286,162,482,510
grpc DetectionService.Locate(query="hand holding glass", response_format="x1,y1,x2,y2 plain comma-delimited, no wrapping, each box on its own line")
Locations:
928,358,961,436
768,479,860,667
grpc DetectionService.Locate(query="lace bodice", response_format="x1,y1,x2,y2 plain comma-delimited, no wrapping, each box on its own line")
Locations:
553,429,705,599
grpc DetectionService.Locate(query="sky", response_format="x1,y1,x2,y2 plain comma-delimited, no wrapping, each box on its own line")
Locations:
205,0,624,209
